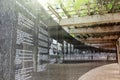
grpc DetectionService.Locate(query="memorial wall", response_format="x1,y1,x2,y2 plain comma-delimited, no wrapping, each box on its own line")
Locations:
14,1,78,79
0,0,61,79
0,0,16,80
0,0,116,80
15,1,37,80
15,0,50,80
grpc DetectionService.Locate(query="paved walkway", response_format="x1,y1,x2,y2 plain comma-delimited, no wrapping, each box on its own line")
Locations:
32,62,111,80
78,63,120,80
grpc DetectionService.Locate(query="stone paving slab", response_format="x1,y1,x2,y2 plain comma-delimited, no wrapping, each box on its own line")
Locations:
78,63,120,80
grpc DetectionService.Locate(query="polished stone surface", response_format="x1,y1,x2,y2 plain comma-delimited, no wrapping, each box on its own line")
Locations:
79,63,120,80
0,0,16,80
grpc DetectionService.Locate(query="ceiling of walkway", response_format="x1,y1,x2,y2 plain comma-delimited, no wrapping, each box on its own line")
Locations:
38,0,120,51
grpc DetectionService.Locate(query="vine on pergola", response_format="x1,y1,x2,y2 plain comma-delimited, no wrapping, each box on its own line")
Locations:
48,0,120,17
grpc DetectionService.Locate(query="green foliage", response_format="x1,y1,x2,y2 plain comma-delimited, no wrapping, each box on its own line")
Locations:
65,0,73,11
106,0,115,10
55,0,61,4
106,0,115,11
71,34,75,37
107,3,113,10
50,0,119,17
74,0,89,11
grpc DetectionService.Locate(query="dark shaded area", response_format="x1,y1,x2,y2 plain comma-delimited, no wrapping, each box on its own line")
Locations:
63,60,116,64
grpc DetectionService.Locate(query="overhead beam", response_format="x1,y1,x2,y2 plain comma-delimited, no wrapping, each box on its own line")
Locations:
69,25,120,34
86,33,120,39
81,39,117,44
90,43,115,46
104,47,116,49
88,43,116,49
99,47,116,50
97,45,116,50
87,42,116,44
99,44,116,48
87,42,116,50
60,13,120,26
82,35,119,41
81,39,117,42
92,44,116,47
48,4,62,20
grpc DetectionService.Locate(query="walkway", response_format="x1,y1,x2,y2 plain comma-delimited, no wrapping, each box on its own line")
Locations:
78,63,120,80
32,62,112,80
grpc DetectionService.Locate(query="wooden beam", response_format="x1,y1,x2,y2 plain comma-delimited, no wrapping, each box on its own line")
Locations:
90,43,116,49
90,43,115,46
88,42,116,49
89,43,116,51
88,42,115,45
69,25,120,34
116,38,120,72
99,44,116,48
82,39,116,42
93,44,116,48
100,47,116,50
82,35,119,41
48,4,62,20
103,48,116,50
60,13,120,26
90,33,120,38
81,39,117,44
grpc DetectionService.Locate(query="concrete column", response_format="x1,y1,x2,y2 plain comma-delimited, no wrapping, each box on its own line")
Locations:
116,38,120,73
116,43,118,63
0,0,16,80
62,41,64,61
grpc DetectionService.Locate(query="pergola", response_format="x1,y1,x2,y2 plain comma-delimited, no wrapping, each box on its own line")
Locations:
39,0,120,51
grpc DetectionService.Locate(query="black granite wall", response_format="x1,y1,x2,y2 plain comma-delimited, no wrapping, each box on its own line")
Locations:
0,0,113,80
15,0,49,80
0,0,16,80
